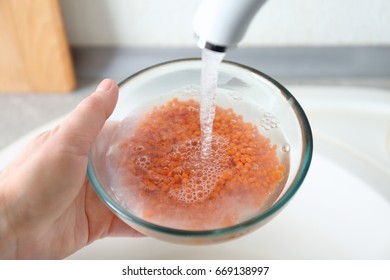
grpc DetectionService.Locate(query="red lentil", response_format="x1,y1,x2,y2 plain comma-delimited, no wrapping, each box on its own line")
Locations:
114,98,285,230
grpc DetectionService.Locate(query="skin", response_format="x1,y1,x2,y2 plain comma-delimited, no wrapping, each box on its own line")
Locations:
0,79,142,260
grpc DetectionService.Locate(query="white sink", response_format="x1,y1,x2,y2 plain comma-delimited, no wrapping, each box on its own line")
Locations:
1,86,389,259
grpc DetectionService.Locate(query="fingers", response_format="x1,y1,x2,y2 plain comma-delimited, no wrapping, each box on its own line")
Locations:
56,79,119,157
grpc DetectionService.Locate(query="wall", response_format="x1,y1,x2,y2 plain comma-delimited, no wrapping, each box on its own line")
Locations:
60,0,390,47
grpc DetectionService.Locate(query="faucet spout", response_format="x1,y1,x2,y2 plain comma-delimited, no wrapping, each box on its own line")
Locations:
193,0,268,52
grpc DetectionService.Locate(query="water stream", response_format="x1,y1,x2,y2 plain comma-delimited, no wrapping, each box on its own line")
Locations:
199,49,225,158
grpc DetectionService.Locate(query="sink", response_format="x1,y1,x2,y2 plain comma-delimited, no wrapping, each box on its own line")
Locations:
1,86,389,259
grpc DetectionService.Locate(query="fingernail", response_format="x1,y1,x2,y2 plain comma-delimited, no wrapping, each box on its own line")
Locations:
96,79,113,91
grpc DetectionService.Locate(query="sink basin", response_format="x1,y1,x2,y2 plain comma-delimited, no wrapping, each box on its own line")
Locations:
1,86,389,259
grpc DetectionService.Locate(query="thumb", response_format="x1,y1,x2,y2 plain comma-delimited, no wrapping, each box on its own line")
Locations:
57,79,119,157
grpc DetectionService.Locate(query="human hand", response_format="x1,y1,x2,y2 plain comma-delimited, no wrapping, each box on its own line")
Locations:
0,79,142,260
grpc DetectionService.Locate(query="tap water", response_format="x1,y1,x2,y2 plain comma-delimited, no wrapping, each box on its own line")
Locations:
199,49,225,158
102,57,290,230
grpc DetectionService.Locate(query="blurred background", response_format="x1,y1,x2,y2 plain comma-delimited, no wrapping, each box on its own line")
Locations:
61,0,389,47
0,0,389,149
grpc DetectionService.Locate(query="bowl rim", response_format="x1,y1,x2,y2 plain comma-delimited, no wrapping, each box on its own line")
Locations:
87,58,313,237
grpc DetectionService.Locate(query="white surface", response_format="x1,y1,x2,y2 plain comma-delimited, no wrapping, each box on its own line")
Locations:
59,0,390,47
0,86,389,259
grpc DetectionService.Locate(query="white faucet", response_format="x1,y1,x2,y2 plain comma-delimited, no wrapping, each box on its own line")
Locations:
193,0,268,52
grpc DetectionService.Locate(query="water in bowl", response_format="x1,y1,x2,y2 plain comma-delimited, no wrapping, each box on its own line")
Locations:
103,51,289,230
105,95,288,230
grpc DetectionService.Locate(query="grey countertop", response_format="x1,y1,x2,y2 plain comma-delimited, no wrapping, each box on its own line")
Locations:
1,46,389,151
0,78,95,150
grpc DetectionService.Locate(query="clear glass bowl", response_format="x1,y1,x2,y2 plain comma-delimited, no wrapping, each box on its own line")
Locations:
87,59,313,244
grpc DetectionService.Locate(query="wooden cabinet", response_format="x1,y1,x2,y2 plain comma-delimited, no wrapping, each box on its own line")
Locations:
0,0,75,93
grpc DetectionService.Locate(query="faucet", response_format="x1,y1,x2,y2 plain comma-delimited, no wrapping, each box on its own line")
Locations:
193,0,268,53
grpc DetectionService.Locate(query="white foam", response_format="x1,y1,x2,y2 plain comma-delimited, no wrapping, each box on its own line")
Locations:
169,136,229,203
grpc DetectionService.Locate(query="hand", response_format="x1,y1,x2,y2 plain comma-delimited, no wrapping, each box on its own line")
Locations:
0,79,142,260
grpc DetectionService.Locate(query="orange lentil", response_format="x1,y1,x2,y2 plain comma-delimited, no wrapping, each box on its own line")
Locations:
115,98,286,230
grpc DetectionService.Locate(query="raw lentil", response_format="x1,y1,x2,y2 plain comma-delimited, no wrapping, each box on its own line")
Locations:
113,98,285,230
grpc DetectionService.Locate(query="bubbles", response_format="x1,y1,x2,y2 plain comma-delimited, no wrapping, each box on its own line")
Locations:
168,136,229,203
228,91,243,101
260,112,279,130
135,155,151,170
129,135,230,205
187,106,199,113
182,84,200,96
282,144,290,153
134,145,145,152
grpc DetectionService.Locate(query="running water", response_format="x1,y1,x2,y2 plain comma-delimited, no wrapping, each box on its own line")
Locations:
200,49,225,158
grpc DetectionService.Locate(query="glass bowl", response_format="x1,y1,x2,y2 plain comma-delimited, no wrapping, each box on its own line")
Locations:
87,58,313,244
